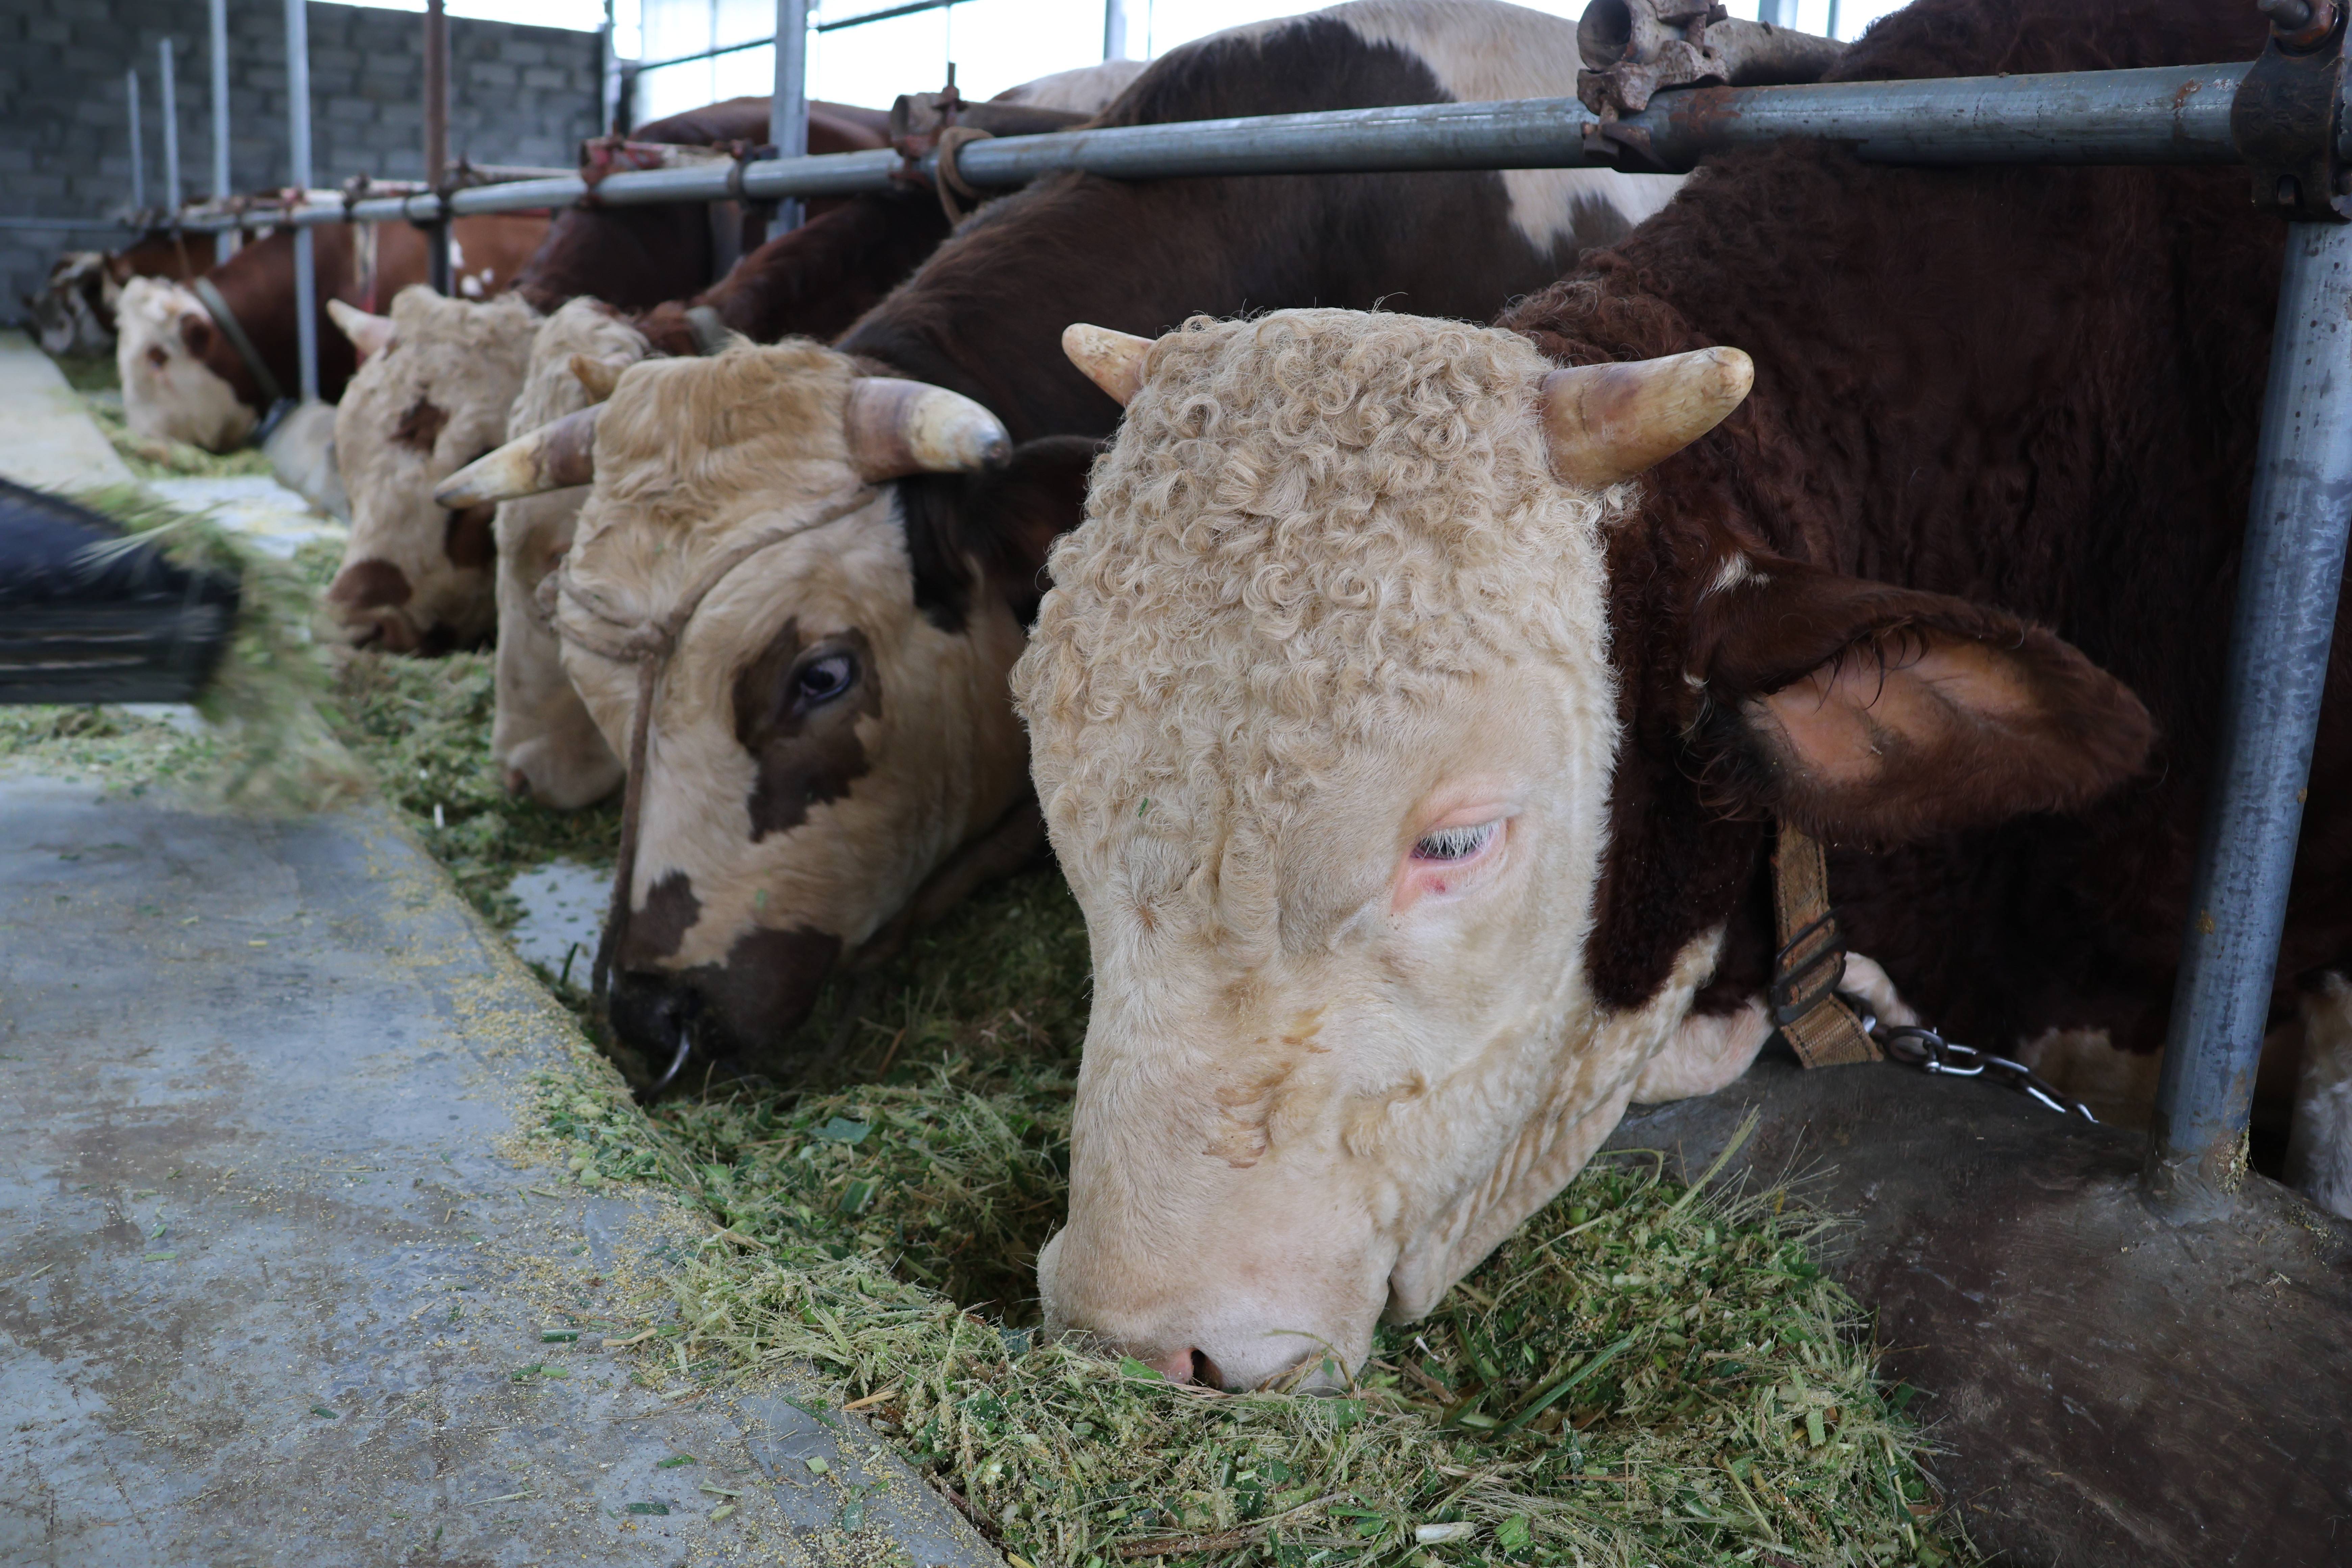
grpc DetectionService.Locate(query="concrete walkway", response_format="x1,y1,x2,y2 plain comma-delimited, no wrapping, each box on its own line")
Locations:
0,780,998,1568
0,330,134,492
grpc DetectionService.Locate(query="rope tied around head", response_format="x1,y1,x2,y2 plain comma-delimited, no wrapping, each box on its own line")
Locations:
544,486,886,1018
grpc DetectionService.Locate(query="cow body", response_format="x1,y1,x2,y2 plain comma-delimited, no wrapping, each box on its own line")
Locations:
502,0,1681,1081
116,216,548,451
1013,0,2327,1387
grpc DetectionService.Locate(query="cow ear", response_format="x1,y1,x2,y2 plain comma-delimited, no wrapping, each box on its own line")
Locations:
326,299,395,362
1689,558,2154,845
970,434,1103,622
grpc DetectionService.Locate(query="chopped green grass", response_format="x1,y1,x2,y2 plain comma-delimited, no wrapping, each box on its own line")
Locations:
318,650,618,929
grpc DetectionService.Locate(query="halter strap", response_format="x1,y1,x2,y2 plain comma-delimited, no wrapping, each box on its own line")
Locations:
191,275,286,408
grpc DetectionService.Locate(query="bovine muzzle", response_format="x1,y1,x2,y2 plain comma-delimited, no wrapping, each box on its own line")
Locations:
605,924,848,1093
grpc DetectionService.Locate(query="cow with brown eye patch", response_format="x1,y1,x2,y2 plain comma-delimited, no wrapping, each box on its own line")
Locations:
732,622,882,842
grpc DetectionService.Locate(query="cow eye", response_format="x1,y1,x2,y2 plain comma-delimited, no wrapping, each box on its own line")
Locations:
793,650,857,708
1412,821,1496,862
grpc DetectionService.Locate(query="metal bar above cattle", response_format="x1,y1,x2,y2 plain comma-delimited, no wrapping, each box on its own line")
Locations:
147,60,2252,232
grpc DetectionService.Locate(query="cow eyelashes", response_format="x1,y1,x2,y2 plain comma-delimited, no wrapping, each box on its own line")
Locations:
1411,821,1497,862
793,650,858,709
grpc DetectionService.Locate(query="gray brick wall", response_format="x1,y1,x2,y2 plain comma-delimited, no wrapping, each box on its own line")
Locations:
0,0,604,325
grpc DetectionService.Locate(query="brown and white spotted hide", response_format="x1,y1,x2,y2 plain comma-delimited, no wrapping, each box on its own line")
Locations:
115,277,256,453
559,344,1035,1075
325,286,539,654
33,252,115,356
490,298,650,808
1013,311,2155,1388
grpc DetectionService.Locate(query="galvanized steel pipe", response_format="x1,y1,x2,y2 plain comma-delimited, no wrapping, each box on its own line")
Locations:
2146,219,2352,1218
153,60,2254,231
160,41,182,212
285,0,318,404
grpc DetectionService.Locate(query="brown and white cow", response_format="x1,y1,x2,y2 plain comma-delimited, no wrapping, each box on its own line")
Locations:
28,230,217,357
448,0,1684,1081
489,299,654,807
1009,0,2351,1388
315,101,895,655
116,216,549,451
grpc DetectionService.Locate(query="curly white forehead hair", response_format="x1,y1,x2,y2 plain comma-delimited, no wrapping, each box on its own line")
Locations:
1014,307,1623,867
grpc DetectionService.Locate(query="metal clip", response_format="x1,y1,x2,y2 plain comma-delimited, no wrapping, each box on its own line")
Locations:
1876,1022,2100,1123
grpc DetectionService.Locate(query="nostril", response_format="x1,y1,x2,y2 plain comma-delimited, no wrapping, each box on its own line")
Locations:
1144,1346,1197,1383
502,766,532,799
1144,1346,1223,1387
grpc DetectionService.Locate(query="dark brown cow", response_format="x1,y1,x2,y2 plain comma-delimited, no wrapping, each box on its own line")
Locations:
1016,0,2338,1400
116,216,549,451
511,97,896,315
632,101,1094,354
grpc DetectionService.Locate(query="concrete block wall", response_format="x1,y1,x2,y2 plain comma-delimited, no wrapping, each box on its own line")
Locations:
0,0,603,325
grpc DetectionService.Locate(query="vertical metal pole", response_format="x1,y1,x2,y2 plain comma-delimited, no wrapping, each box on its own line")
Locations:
286,0,318,404
424,0,452,296
1827,0,1842,41
2146,220,2352,1218
1104,0,1127,60
160,40,182,213
769,0,808,232
126,70,146,215
211,0,238,258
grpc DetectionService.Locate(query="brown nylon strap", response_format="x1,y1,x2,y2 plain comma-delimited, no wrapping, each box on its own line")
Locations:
1769,822,1881,1068
932,125,994,225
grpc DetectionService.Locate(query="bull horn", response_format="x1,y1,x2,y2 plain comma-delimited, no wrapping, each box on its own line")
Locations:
569,352,622,404
1062,323,1153,406
1538,347,1754,488
844,377,1010,480
434,405,603,507
326,299,395,362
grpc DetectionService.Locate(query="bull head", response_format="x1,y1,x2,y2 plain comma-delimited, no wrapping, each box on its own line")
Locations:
322,286,539,655
1019,312,2149,1387
439,371,1014,506
472,342,1072,1087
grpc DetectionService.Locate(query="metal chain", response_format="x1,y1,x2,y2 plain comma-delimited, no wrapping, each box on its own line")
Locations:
1833,994,2101,1123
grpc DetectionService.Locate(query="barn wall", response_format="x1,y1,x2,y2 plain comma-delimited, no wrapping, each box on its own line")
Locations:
0,0,604,326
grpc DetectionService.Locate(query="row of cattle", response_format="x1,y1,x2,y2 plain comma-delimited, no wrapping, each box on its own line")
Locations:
107,0,2352,1386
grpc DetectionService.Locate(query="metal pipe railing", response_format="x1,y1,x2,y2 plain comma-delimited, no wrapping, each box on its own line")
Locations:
125,70,145,214
285,0,317,402
2147,219,2352,1216
148,60,2253,232
159,41,182,213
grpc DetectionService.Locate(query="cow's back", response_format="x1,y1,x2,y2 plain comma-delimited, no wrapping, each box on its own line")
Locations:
843,0,1676,443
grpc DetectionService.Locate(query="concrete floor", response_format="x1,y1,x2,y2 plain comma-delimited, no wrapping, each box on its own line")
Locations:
0,331,132,492
0,780,997,1568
